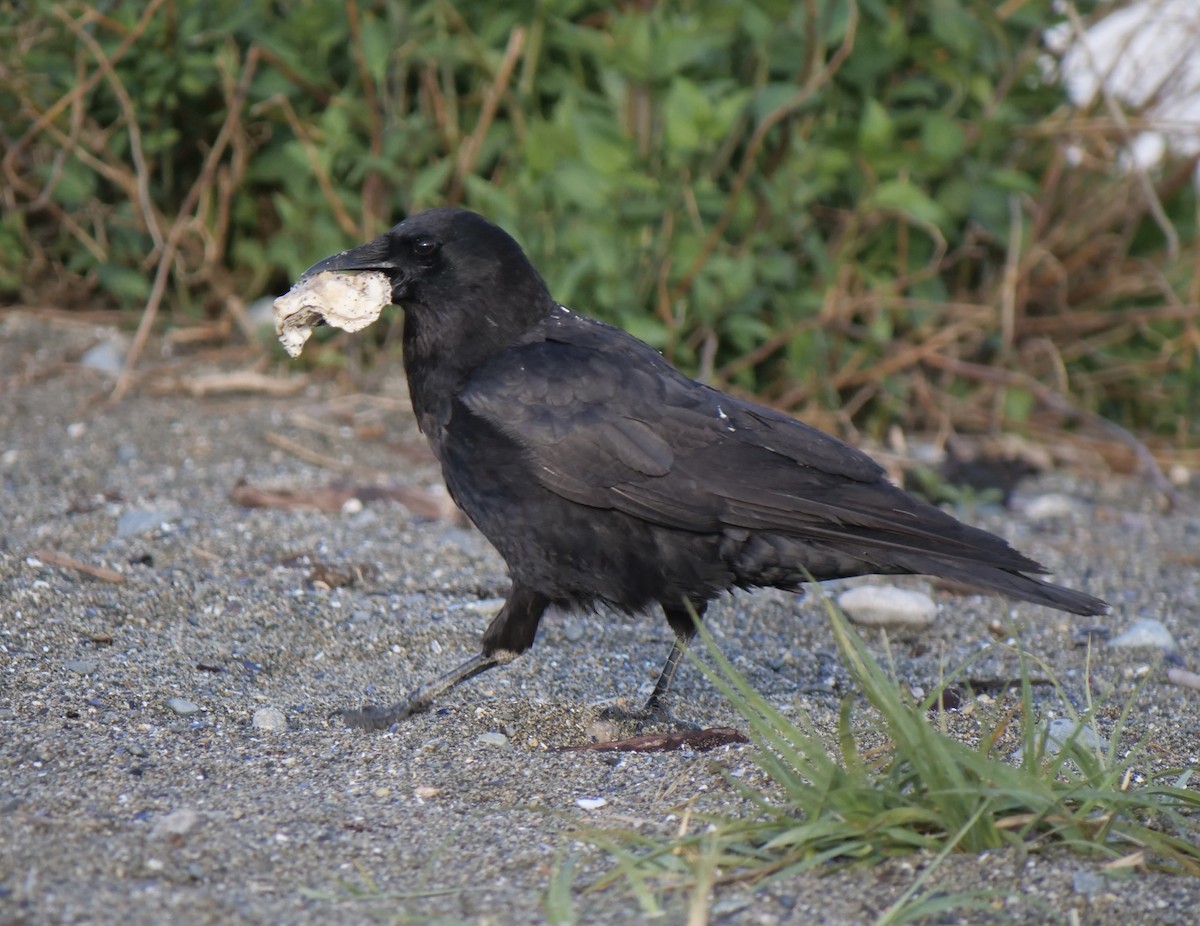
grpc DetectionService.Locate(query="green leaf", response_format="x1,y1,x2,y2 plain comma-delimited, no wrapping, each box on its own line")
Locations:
989,167,1038,194
409,160,453,208
868,179,948,227
359,15,391,85
96,263,151,305
664,77,711,153
572,112,631,175
920,113,965,162
752,83,799,121
858,98,894,151
1003,386,1034,423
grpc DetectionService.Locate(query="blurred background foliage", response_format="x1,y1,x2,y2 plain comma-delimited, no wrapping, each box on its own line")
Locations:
2,0,1198,459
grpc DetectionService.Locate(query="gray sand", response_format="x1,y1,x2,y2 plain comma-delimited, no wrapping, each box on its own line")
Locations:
2,311,1198,925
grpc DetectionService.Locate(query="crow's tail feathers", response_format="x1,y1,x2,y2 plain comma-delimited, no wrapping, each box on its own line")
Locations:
894,555,1108,616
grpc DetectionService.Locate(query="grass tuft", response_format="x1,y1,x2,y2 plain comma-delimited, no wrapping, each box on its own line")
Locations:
575,594,1200,921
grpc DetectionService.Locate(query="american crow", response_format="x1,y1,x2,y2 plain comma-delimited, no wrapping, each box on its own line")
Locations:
299,208,1107,730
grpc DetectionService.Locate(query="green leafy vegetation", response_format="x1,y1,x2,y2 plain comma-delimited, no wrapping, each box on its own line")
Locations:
3,0,1197,450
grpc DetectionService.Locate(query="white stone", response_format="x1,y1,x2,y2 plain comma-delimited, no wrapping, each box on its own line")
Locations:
838,585,937,628
152,808,201,838
1020,493,1082,523
252,707,288,732
1110,618,1178,652
80,339,127,375
1012,719,1106,764
1044,718,1106,754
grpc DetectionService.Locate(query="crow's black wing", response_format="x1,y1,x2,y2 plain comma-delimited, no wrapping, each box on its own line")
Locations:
459,313,1042,570
458,310,1111,615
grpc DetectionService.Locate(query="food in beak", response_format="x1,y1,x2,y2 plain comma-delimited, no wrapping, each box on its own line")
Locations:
273,270,392,357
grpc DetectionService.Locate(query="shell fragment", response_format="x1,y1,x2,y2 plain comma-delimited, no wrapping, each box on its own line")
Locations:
273,270,392,357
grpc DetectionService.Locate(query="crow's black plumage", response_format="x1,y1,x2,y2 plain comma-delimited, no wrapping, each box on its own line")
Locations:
301,208,1107,729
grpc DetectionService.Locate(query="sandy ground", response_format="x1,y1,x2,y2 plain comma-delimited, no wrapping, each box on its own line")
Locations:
2,310,1198,925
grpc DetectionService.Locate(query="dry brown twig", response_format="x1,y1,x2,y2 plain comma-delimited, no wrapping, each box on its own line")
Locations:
558,727,749,754
345,0,387,238
147,370,308,398
1,0,167,187
251,93,361,239
110,44,262,403
230,479,461,522
55,6,164,252
448,25,527,205
34,549,125,585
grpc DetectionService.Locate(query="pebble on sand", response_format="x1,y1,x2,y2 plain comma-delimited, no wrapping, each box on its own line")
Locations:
165,698,200,716
252,707,288,732
152,808,201,839
838,585,937,628
117,508,180,538
1013,718,1106,764
1020,493,1084,523
1109,618,1178,652
80,339,127,376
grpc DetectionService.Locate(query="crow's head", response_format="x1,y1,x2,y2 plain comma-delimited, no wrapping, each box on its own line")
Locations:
302,209,555,336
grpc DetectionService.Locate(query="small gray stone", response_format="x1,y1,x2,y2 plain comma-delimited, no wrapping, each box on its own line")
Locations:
838,585,937,628
711,896,754,916
1072,625,1111,647
117,508,179,538
585,719,620,744
475,731,510,749
1072,869,1106,896
1014,718,1106,764
563,621,586,643
462,598,507,614
1021,493,1083,523
65,660,97,675
152,808,201,838
251,707,288,732
1044,718,1105,754
115,443,139,464
165,698,200,716
80,339,126,375
1110,618,1178,652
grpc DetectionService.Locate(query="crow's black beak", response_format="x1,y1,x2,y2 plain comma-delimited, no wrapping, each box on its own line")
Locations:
301,236,395,279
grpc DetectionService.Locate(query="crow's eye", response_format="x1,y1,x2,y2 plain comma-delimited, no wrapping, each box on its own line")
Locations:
413,236,439,258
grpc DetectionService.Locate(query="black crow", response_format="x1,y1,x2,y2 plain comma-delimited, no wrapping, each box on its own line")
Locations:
300,208,1107,730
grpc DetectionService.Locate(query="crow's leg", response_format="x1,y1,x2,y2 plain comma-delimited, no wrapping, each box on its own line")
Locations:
601,600,705,728
337,651,509,730
638,630,691,722
640,600,707,721
338,582,549,730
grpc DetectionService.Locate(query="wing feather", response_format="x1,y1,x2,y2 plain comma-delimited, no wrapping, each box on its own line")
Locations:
458,313,1042,574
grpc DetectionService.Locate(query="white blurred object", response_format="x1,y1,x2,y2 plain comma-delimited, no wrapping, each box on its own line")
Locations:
1048,0,1200,168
